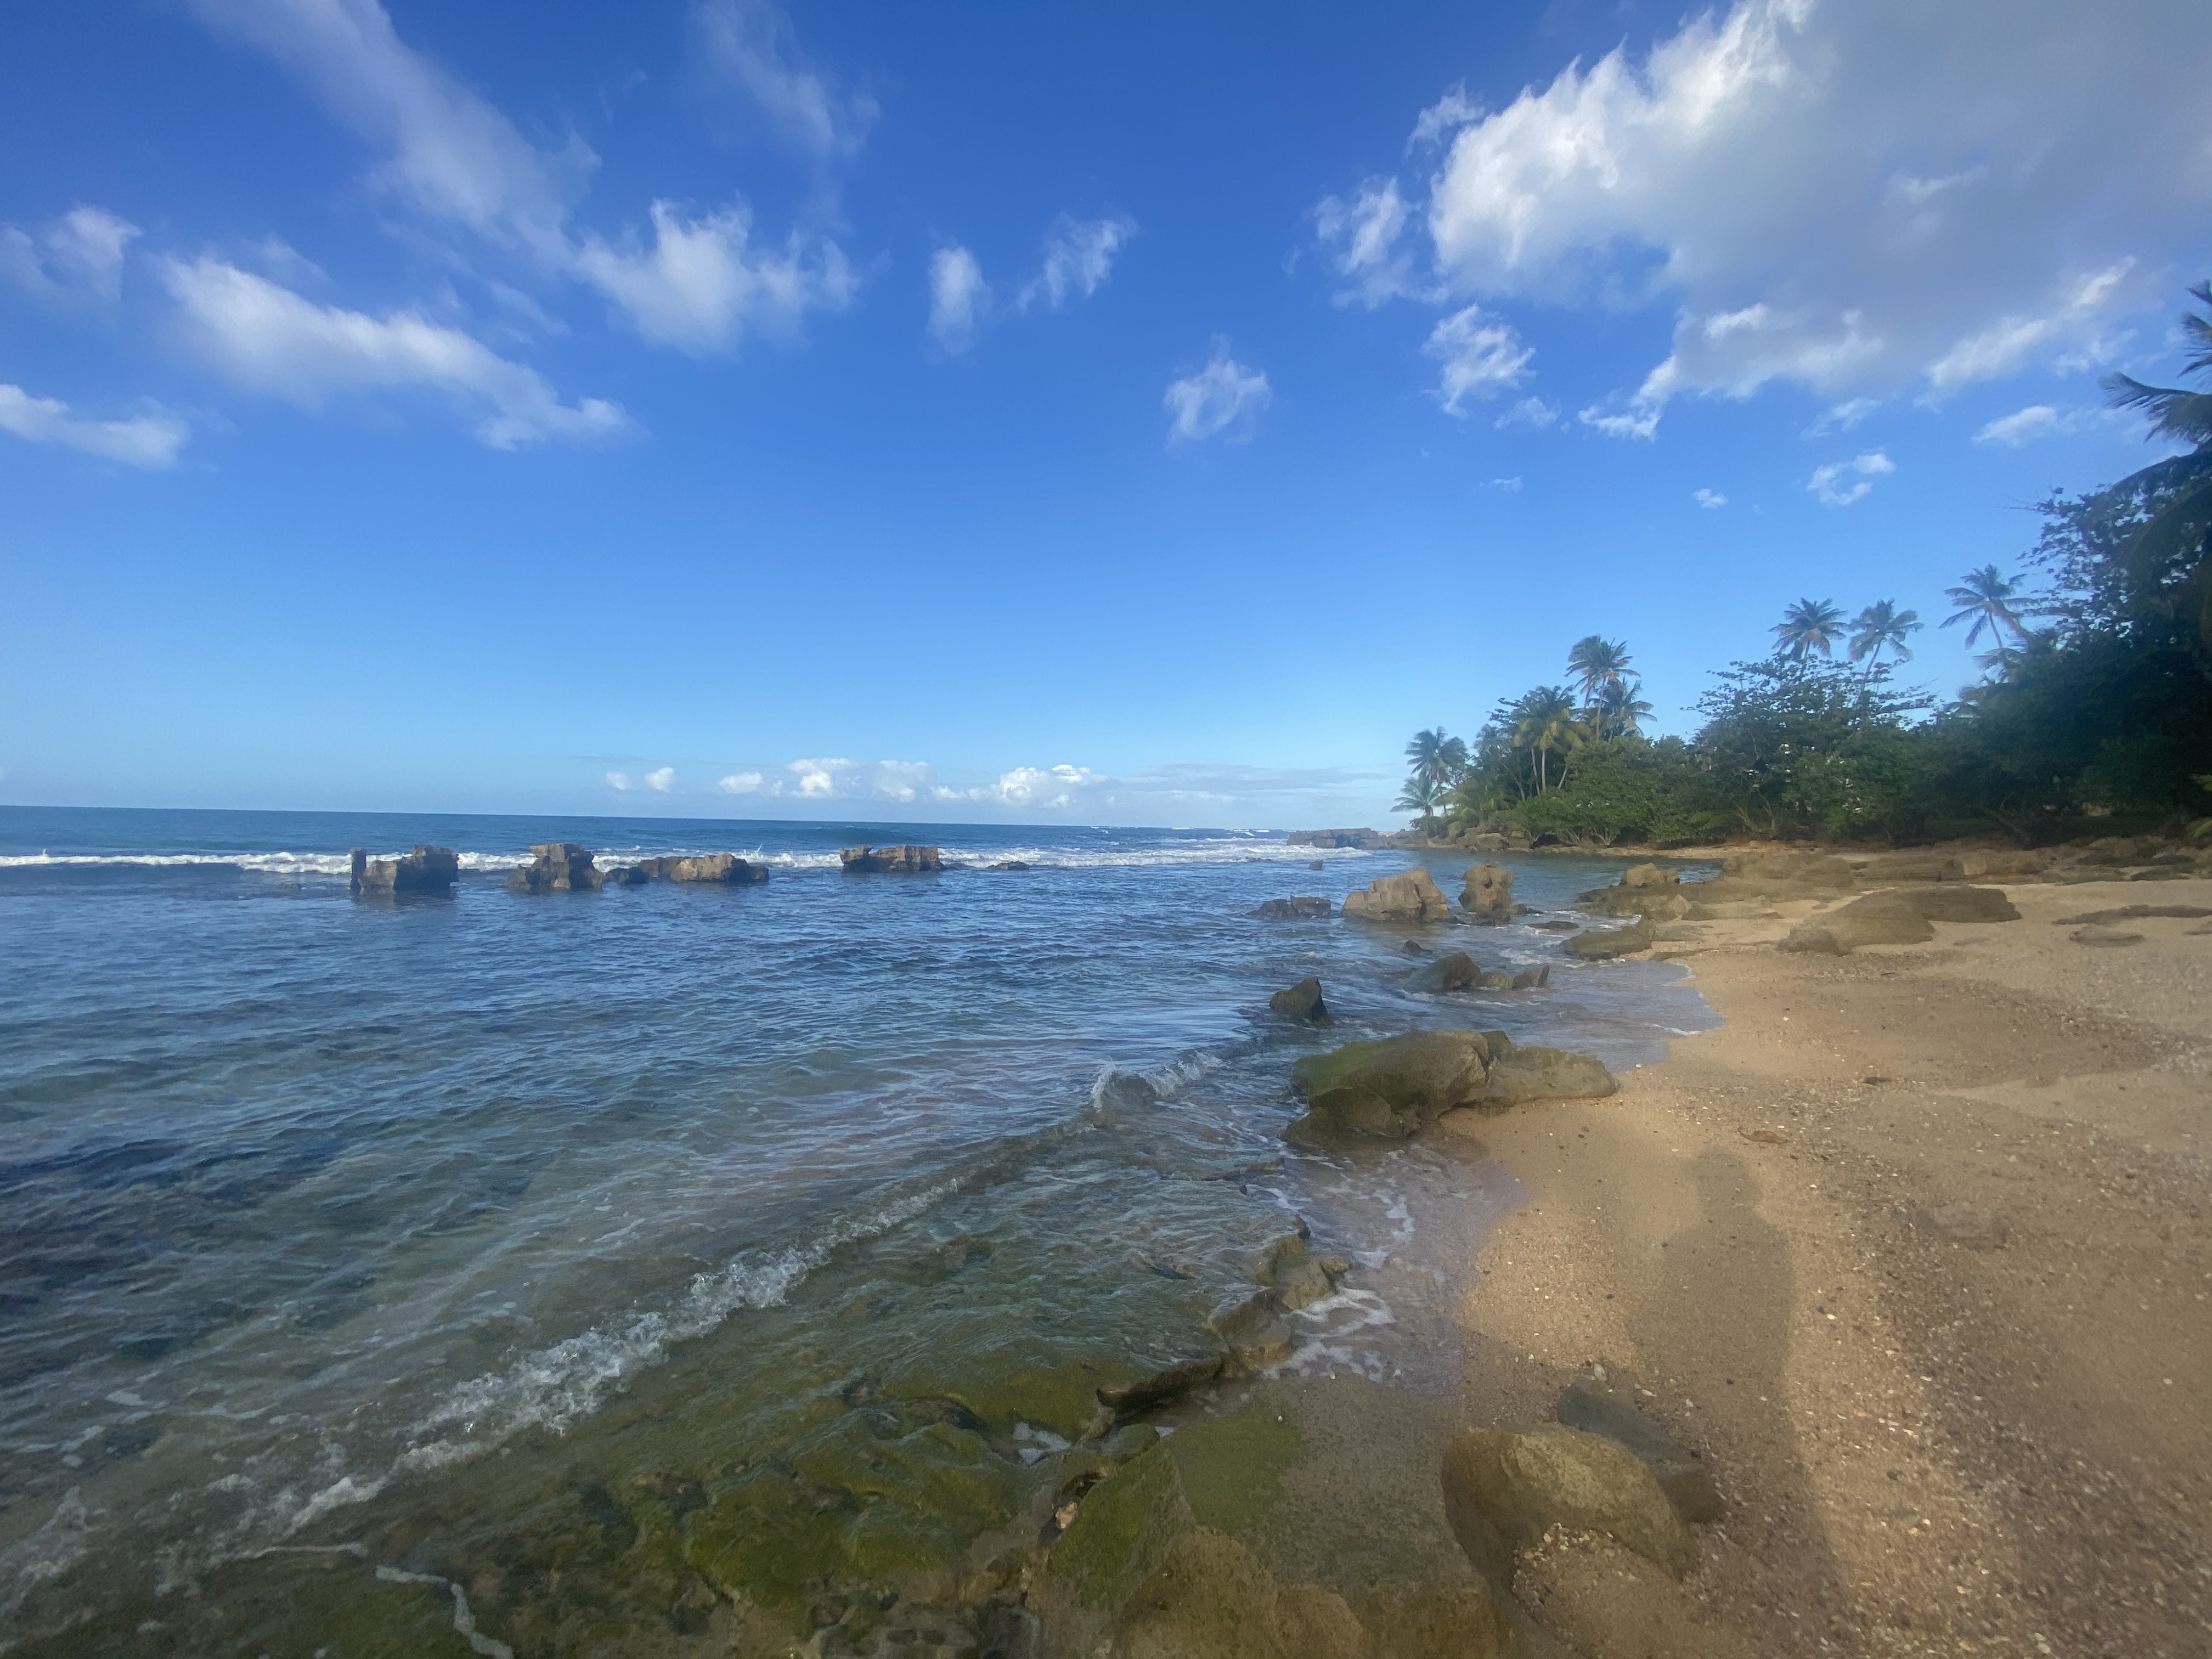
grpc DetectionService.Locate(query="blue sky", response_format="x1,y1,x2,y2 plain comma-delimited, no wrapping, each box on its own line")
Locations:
3,0,2208,827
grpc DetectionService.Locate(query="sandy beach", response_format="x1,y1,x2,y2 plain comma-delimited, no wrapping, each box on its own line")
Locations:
1442,876,2212,1657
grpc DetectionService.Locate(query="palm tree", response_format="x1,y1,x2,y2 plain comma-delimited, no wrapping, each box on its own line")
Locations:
1566,636,1632,736
1394,771,1443,828
2103,280,2212,449
1773,598,1846,662
1513,686,1583,792
2102,281,2212,669
1940,566,2030,652
1597,678,1654,735
1848,599,1922,686
1403,728,1468,792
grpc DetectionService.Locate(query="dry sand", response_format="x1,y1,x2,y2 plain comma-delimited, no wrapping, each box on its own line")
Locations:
1439,877,2212,1657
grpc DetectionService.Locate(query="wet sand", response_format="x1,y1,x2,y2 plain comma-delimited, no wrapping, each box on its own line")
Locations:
1441,877,2212,1657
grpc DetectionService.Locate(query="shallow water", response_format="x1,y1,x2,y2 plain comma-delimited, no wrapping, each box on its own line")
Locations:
0,808,1716,1650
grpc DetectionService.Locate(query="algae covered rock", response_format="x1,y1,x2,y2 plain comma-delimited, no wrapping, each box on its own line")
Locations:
1442,1423,1694,1579
1267,976,1330,1023
1408,951,1482,992
1460,862,1515,924
349,844,460,896
1257,895,1331,919
637,852,770,884
1478,1037,1617,1108
1779,894,1935,954
1342,868,1458,924
1564,918,1655,960
1284,1030,1491,1143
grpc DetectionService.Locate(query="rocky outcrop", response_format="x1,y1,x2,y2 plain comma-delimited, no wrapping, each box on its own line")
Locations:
1891,883,2019,923
506,842,599,893
1284,1030,1493,1143
1509,966,1550,990
600,863,649,887
1554,1380,1725,1524
1285,828,1390,849
840,844,942,873
637,853,770,884
349,845,460,896
1256,896,1330,919
1341,867,1457,924
1778,883,2015,953
1408,951,1481,992
1564,918,1656,960
1442,1424,1695,1581
1478,1035,1618,1107
1267,977,1330,1023
1459,862,1515,924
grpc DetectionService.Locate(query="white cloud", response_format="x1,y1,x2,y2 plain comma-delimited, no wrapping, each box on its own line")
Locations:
188,0,583,255
1424,304,1532,414
1972,404,2088,446
787,757,854,797
645,766,675,792
1,206,140,302
1808,449,1894,507
1494,396,1559,430
1486,476,1523,492
606,771,634,790
0,383,188,467
1020,216,1136,312
716,771,768,794
1165,344,1272,443
927,245,987,353
1804,396,1881,437
1338,0,2209,424
692,0,877,161
572,201,854,354
160,256,628,448
872,760,933,803
1407,82,1482,151
1313,179,1417,306
1694,487,1728,508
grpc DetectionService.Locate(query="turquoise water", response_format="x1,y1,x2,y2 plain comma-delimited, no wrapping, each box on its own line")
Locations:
0,808,1715,1652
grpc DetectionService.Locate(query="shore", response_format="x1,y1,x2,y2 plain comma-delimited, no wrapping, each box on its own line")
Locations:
1442,876,2212,1656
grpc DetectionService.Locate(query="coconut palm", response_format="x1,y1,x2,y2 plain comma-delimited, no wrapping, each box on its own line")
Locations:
1940,566,2031,653
2102,281,2212,669
1773,598,1846,662
1403,727,1468,792
1848,599,1923,685
2102,280,2212,449
1566,636,1632,736
1394,771,1444,828
1513,686,1584,792
1597,678,1654,735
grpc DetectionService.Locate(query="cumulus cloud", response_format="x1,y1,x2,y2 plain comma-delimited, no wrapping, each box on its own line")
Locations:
190,0,855,357
1424,304,1532,414
572,201,855,354
927,764,1103,811
716,771,766,794
787,757,851,797
927,245,988,353
1808,449,1894,507
0,383,188,467
1020,216,1136,312
645,766,675,791
1694,487,1728,508
1165,344,1272,443
1494,396,1559,430
692,0,877,160
1324,0,2211,428
160,256,629,448
1973,404,2074,446
1,206,140,302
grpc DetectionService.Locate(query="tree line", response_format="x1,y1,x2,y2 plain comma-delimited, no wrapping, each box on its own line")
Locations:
1395,284,2212,848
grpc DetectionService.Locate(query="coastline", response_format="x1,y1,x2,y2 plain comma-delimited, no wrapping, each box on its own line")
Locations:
1442,877,2212,1656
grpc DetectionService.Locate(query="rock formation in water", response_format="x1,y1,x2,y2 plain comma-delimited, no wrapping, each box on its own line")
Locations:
1341,867,1457,924
1460,862,1515,924
506,842,599,892
636,853,770,884
348,845,460,896
840,844,943,873
1267,976,1330,1023
1256,896,1330,919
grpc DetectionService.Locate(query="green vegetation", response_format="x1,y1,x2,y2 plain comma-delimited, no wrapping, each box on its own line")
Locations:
1397,286,2212,849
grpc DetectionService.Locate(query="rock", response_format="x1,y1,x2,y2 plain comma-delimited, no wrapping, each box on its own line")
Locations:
1460,862,1515,924
1307,859,1325,870
1778,895,1933,954
1532,919,1578,932
1477,970,1514,990
1283,1030,1492,1143
2055,903,2212,924
1720,850,1856,888
1408,951,1481,992
1094,1070,1163,1114
600,863,649,887
1479,1036,1617,1107
1256,896,1331,919
1554,1381,1725,1524
1286,828,1388,849
1564,918,1655,960
840,844,941,873
1267,977,1330,1024
349,845,459,896
1441,1424,1694,1578
1620,862,1680,889
506,842,599,893
990,860,1034,871
1402,939,1429,955
1957,849,2051,878
637,853,769,884
1097,1355,1225,1418
1906,1202,2008,1247
2071,926,2145,947
1509,966,1551,990
1206,1290,1295,1370
1342,867,1458,924
1887,883,2019,923
1853,851,1967,883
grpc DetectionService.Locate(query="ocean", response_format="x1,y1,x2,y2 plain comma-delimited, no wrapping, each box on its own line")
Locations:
0,806,1717,1654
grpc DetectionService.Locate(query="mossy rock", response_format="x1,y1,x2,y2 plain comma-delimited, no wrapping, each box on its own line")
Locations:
884,1341,1135,1440
1285,1031,1491,1144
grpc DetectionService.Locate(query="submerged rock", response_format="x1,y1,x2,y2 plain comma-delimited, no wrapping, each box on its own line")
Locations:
506,842,600,893
1284,1030,1491,1143
349,844,459,896
1341,867,1457,924
1408,951,1482,992
637,853,770,884
1442,1423,1694,1581
1564,918,1655,960
1267,976,1330,1023
1510,966,1551,990
840,844,943,873
1460,862,1515,924
1097,1355,1226,1418
1256,896,1331,919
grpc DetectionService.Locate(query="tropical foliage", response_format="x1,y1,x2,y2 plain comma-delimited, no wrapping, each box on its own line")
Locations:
1386,283,2212,848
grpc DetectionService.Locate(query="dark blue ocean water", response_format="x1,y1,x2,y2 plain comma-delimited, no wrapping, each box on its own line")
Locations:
0,806,1716,1646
